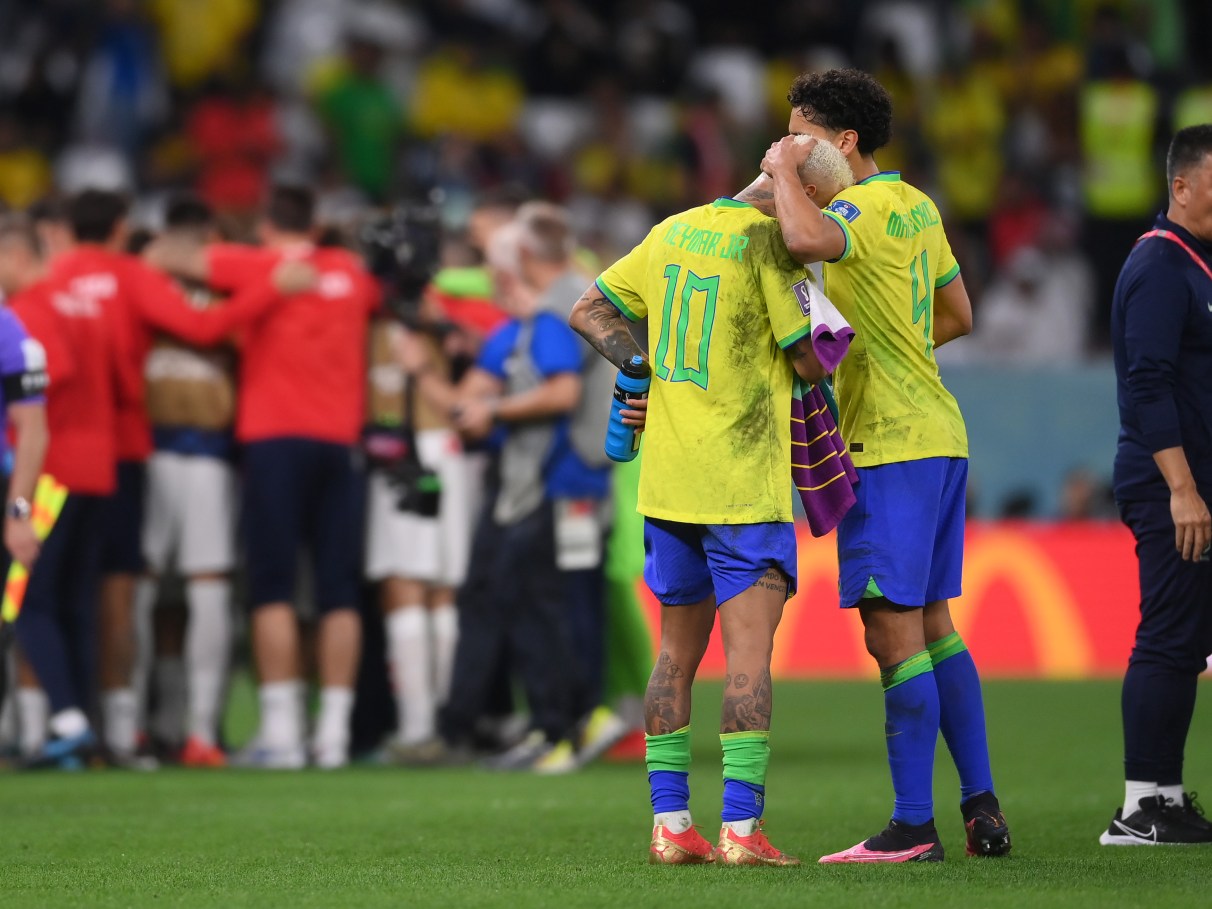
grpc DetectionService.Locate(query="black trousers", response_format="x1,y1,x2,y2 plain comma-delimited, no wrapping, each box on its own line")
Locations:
440,499,581,744
14,495,105,715
1119,497,1212,783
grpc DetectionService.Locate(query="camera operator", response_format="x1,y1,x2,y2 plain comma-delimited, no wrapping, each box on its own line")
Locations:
364,291,481,761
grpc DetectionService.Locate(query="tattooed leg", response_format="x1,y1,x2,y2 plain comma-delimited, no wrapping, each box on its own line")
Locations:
721,668,774,734
644,600,716,735
718,568,788,734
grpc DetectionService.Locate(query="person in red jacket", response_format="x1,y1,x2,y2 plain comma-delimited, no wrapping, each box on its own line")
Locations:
0,215,123,767
151,185,380,768
50,189,303,765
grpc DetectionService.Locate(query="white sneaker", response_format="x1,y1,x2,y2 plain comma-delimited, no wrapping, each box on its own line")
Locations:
231,738,307,770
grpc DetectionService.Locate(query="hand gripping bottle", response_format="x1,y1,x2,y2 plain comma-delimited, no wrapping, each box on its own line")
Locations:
604,355,651,462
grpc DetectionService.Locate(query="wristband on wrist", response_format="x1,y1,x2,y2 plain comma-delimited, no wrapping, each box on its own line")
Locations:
7,497,31,520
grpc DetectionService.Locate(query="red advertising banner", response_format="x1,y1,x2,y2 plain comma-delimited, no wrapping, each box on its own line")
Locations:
636,521,1141,679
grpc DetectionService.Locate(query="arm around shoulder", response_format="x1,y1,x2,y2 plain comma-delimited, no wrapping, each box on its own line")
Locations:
769,168,848,264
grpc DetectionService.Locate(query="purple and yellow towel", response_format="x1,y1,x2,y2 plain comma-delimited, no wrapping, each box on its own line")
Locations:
790,278,858,536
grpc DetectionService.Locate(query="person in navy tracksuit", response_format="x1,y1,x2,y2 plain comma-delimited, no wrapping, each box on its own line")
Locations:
1104,124,1212,846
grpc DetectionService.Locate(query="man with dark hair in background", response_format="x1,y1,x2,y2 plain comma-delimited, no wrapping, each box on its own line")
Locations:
1104,123,1212,845
150,184,381,769
136,194,239,768
58,191,154,768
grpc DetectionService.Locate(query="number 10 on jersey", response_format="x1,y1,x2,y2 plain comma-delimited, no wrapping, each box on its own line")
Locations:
654,264,718,390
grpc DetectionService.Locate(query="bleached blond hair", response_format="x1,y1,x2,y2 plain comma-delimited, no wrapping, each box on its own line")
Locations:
794,135,855,197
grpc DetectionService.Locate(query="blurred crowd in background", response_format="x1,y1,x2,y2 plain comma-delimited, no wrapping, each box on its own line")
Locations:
1,0,1209,358
0,0,1209,768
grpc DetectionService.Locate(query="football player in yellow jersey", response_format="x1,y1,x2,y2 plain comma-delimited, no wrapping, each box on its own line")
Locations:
761,69,1011,864
568,141,854,866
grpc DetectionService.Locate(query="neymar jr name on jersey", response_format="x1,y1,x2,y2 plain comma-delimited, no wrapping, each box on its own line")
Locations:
661,220,750,263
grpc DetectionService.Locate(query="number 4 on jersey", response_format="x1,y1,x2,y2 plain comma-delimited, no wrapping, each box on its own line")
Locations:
654,264,718,390
910,250,933,355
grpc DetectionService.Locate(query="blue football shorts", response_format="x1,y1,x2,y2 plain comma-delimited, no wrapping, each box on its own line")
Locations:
643,519,798,607
836,457,967,609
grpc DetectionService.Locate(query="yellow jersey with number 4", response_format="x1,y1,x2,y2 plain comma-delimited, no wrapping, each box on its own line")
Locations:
596,198,814,524
821,171,967,467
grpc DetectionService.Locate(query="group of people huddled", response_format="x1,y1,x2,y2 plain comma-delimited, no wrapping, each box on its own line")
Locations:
0,183,652,773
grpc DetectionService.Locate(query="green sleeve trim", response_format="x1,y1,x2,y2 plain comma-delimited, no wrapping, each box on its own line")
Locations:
928,631,968,665
935,263,961,288
880,651,934,690
645,726,691,774
720,731,771,787
821,209,853,262
596,278,641,322
858,171,902,185
777,322,813,350
712,197,754,209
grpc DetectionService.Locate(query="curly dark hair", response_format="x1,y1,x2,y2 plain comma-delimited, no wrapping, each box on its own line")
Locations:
787,68,893,156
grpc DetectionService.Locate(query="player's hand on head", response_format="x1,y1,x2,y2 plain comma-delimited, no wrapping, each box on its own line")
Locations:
272,261,318,295
762,135,815,177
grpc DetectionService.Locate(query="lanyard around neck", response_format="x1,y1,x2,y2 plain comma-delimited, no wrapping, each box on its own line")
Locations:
1138,229,1212,283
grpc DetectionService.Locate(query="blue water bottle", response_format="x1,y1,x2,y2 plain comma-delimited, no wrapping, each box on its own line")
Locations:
605,355,651,462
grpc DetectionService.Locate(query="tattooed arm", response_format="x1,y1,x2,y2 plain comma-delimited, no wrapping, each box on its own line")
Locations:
568,283,646,370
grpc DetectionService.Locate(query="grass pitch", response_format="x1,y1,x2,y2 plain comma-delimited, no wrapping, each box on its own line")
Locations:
2,680,1210,908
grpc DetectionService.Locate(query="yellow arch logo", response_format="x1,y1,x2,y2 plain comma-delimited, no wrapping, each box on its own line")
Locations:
771,528,1095,678
953,530,1094,678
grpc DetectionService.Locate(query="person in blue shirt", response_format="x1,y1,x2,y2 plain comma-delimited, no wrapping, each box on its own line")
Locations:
398,215,609,771
1105,124,1212,846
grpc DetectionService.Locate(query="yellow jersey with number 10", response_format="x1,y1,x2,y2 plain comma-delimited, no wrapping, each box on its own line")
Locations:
596,198,814,524
821,171,968,467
